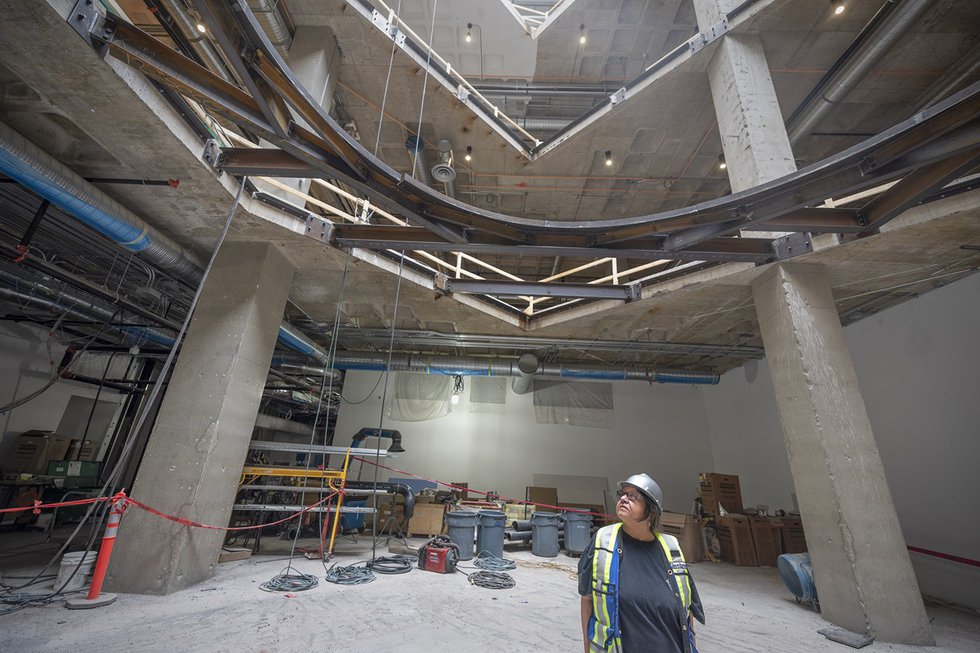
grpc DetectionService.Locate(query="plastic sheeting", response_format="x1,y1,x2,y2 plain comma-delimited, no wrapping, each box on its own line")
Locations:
469,376,507,414
532,380,614,429
387,372,451,422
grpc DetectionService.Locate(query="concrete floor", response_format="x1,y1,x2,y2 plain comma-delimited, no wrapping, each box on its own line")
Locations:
1,530,978,652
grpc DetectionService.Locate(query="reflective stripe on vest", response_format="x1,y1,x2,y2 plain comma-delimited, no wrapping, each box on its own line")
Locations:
588,524,694,652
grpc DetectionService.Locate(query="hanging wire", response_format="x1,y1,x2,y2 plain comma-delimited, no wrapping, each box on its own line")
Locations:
373,0,404,156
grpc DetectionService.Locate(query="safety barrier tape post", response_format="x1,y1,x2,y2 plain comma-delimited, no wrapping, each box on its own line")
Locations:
65,491,127,609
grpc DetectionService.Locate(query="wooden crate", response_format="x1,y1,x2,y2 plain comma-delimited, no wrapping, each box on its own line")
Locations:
780,515,808,553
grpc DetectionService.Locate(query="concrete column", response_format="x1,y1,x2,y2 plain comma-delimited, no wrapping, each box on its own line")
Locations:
256,25,340,201
751,263,933,645
107,241,295,594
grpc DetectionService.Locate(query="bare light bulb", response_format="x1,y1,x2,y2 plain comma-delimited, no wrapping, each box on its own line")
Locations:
834,3,845,15
466,23,473,43
451,393,460,405
718,154,727,170
196,23,207,33
604,150,613,167
464,146,472,162
579,24,586,45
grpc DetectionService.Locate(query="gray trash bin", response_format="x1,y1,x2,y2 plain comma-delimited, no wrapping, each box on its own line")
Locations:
562,510,593,554
530,511,561,557
445,511,478,560
475,510,507,559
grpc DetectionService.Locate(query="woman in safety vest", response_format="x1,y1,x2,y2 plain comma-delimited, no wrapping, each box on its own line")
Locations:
578,473,705,653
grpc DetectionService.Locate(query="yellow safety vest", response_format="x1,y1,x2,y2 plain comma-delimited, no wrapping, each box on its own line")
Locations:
588,523,696,653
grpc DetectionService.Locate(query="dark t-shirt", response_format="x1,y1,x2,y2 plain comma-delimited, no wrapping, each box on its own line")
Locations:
578,530,702,653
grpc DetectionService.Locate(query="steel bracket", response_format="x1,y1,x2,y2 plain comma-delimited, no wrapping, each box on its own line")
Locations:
772,232,813,261
433,273,451,296
305,215,334,244
201,139,223,170
624,282,642,303
609,88,627,106
68,0,115,59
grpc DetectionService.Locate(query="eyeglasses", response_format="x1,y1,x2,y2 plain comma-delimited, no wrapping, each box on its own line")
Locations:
616,489,642,503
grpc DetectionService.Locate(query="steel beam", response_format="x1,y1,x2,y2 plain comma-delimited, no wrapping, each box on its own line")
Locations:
440,278,642,301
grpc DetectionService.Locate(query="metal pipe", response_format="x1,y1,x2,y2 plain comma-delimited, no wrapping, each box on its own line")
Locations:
511,352,538,395
788,0,933,144
0,266,177,347
0,121,202,284
331,352,720,385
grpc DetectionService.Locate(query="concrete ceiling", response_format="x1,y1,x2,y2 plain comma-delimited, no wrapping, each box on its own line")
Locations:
0,0,978,378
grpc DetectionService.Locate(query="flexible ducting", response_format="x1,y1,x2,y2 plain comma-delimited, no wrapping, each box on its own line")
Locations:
159,0,237,84
248,0,293,55
788,0,932,144
331,352,720,385
405,136,434,186
0,121,202,284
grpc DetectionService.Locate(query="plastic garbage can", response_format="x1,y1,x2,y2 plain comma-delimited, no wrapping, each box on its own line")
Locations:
562,510,593,554
476,510,507,559
530,512,561,557
445,511,478,560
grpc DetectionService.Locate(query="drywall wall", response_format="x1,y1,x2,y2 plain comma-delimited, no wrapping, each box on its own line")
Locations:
703,272,980,608
0,322,130,458
336,374,716,515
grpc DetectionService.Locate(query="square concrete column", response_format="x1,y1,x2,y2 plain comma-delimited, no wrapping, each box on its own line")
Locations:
106,241,295,594
752,263,933,644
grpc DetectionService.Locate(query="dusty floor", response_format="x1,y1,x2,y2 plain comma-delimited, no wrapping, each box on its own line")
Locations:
1,529,978,653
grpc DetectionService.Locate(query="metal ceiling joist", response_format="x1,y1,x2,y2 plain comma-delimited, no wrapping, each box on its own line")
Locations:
436,276,642,302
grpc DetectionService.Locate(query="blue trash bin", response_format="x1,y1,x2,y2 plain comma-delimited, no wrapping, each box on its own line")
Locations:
476,510,507,559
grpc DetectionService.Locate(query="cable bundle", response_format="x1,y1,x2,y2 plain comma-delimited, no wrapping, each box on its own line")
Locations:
259,571,319,592
368,555,415,575
324,562,375,585
466,570,516,590
474,551,516,571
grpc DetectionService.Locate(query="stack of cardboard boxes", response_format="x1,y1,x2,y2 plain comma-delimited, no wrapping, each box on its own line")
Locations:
699,472,807,567
2,431,101,483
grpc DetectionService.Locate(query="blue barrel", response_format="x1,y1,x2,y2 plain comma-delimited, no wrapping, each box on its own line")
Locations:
562,510,593,554
530,512,561,557
476,510,507,559
445,511,478,560
777,552,818,606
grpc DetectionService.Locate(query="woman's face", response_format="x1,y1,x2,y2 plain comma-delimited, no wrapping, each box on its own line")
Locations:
616,484,649,526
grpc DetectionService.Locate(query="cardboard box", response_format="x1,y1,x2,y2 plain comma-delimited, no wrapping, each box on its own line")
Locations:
716,514,758,566
660,512,704,562
5,432,74,474
698,473,743,515
780,515,808,553
749,517,783,566
406,502,447,537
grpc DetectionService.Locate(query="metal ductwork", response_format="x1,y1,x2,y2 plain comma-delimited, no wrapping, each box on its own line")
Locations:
158,0,236,84
0,266,177,347
520,117,573,133
405,136,434,186
511,352,539,395
272,362,343,385
432,139,457,198
0,120,353,365
352,428,405,454
247,0,293,55
787,0,933,144
331,352,720,385
0,121,202,284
